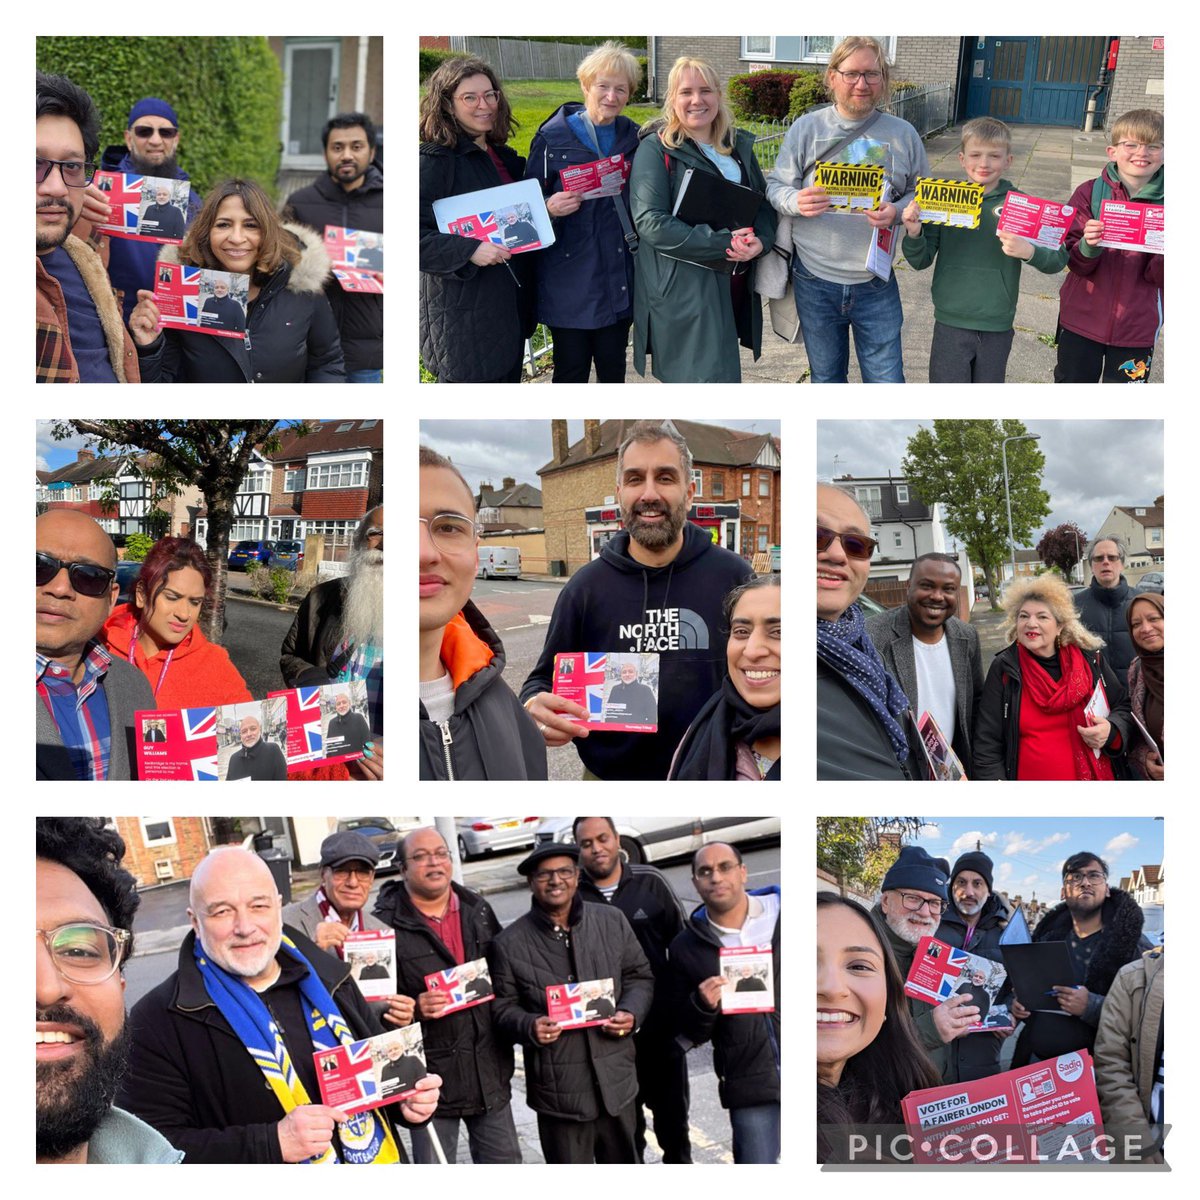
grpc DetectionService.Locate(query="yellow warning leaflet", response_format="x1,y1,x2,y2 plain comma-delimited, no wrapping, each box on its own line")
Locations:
914,177,985,229
814,160,885,212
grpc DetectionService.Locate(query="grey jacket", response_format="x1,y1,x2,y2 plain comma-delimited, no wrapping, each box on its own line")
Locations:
281,890,389,942
88,1105,184,1164
865,605,984,776
36,652,155,780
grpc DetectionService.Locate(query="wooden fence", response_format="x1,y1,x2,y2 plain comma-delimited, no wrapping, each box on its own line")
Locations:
448,37,597,80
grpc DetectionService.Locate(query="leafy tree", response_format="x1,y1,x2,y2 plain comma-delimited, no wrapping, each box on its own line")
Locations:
901,421,1050,609
52,421,307,641
1037,522,1089,580
122,532,155,563
817,817,926,897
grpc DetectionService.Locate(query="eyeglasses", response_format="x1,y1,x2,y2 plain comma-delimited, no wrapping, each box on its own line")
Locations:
37,923,129,984
1116,141,1162,154
407,848,451,865
817,524,877,560
695,860,742,880
420,514,478,555
132,124,179,139
330,866,375,881
457,91,500,107
896,890,947,914
832,69,884,84
36,551,117,597
533,867,577,883
1091,554,1121,563
1065,871,1107,886
36,156,96,188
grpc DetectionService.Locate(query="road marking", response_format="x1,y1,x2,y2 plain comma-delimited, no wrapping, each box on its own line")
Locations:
503,614,552,631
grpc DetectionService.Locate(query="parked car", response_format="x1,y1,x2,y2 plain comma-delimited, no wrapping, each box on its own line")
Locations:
534,816,780,866
115,561,141,606
855,592,886,617
269,540,306,571
228,539,276,569
1135,571,1164,594
335,817,403,874
456,816,540,861
476,546,521,579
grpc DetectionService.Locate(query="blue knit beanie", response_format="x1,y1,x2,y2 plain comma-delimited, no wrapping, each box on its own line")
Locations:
881,845,949,900
128,98,180,128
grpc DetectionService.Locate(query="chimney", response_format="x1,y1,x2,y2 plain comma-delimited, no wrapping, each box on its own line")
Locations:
585,419,601,456
551,420,568,464
76,448,95,463
502,476,516,490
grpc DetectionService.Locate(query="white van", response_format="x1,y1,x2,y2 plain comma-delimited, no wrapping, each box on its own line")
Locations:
476,546,521,579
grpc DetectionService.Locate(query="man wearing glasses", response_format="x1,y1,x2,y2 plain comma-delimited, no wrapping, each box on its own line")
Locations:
36,72,141,383
36,817,182,1162
373,826,521,1163
36,510,154,780
817,483,918,779
1075,537,1137,675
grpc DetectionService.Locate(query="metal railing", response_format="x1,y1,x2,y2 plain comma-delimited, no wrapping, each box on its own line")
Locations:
448,37,597,81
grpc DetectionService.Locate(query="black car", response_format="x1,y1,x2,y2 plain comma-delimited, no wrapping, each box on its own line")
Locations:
336,817,401,874
115,561,141,607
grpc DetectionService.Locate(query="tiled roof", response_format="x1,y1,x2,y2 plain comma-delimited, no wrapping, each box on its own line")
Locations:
539,420,779,474
480,482,542,507
267,419,383,461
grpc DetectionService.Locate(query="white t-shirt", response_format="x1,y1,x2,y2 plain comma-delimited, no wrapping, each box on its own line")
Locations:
708,892,781,948
913,634,956,744
419,669,455,723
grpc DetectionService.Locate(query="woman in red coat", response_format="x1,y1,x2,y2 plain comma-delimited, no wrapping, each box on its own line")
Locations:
101,536,252,709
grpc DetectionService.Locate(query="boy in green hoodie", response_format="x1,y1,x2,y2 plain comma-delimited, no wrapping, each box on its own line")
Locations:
901,118,1063,382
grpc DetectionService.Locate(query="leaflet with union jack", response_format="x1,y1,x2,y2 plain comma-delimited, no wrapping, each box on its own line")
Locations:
904,936,1010,1032
313,1029,424,1116
93,171,189,243
433,178,555,254
324,226,384,274
152,263,249,340
551,651,658,733
134,706,219,780
424,957,494,1015
545,977,616,1029
333,269,384,294
267,684,366,771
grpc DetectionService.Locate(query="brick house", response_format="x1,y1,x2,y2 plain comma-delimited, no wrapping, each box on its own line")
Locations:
649,35,1162,129
477,478,543,529
111,817,212,889
539,419,781,574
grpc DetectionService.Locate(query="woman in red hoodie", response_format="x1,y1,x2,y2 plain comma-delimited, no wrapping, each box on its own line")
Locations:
101,536,252,709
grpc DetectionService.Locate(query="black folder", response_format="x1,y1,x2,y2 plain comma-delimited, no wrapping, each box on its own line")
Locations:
671,166,764,232
1000,941,1077,1013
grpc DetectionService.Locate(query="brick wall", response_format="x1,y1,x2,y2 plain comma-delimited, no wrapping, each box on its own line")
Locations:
542,459,617,572
1106,36,1164,129
893,36,960,87
116,816,210,889
655,37,749,99
302,487,371,520
696,465,781,547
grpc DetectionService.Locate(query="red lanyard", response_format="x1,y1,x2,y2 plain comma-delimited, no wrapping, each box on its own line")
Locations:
130,629,176,699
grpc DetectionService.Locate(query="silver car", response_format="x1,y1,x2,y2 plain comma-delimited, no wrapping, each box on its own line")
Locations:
534,816,780,866
455,816,541,861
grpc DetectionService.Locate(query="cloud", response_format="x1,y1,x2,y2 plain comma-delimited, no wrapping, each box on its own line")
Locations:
1022,874,1039,887
1104,833,1139,860
994,862,1014,885
949,831,998,857
1004,830,1071,856
35,421,96,474
1037,832,1070,851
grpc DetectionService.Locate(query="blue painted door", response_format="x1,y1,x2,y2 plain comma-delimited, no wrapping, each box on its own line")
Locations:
965,37,1107,125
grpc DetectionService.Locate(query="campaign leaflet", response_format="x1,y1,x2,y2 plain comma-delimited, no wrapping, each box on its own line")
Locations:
323,226,384,274
813,160,886,212
424,956,495,1014
1082,678,1110,760
865,185,896,281
333,269,384,294
904,936,1011,1032
136,700,289,781
551,652,658,733
914,177,985,229
345,930,396,1001
152,262,249,340
997,191,1074,249
559,154,632,199
916,711,968,780
94,171,190,243
314,1025,426,1116
719,945,775,1013
265,680,369,771
546,977,616,1028
902,1050,1105,1163
434,178,555,254
1097,200,1164,254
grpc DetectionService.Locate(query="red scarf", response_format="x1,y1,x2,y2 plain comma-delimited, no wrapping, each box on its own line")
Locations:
1016,643,1114,781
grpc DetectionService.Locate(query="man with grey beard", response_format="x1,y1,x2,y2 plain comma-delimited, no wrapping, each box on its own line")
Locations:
281,505,383,779
871,846,980,1080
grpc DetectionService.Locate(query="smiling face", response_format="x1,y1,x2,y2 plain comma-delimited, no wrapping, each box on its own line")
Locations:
209,194,262,274
419,466,477,635
1129,598,1164,653
213,280,229,298
322,859,374,917
529,855,579,914
817,902,888,1087
907,559,960,639
619,662,638,684
672,67,718,142
959,138,1012,192
1107,137,1163,191
37,114,87,254
817,486,872,621
124,115,179,171
617,438,694,553
727,584,781,708
452,73,499,141
189,851,281,987
137,565,205,649
334,693,351,715
402,827,452,904
880,888,941,945
584,73,631,126
827,47,885,120
1016,600,1061,658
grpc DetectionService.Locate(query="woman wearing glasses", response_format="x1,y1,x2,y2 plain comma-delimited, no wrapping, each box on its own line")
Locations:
99,536,252,710
419,447,547,779
420,57,534,383
766,36,929,383
816,484,918,780
974,575,1132,780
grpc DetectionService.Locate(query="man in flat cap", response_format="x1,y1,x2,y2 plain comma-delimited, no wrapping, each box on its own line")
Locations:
489,842,654,1163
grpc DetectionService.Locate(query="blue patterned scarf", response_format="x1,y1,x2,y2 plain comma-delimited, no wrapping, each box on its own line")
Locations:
817,603,911,763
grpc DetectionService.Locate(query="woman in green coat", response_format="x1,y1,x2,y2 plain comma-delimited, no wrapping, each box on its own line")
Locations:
630,57,775,382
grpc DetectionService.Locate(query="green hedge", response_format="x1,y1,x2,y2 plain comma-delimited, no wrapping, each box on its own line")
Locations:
420,47,459,80
36,37,282,199
729,71,808,121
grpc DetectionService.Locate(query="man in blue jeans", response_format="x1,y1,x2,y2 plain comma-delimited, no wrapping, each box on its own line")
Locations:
668,843,781,1163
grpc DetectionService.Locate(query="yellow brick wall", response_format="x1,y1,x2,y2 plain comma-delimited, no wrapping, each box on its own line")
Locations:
542,458,619,574
116,816,211,889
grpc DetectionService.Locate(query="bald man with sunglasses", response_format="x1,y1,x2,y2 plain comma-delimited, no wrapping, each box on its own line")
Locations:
36,510,154,780
816,483,918,780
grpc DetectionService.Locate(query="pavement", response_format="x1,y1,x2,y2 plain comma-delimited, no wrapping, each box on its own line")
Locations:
528,123,1163,384
969,598,1012,674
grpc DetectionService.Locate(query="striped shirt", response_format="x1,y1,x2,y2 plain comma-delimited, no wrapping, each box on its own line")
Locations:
36,643,114,780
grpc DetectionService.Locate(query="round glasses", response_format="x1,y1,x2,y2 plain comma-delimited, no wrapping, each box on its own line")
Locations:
37,923,130,984
420,514,478,555
37,551,117,597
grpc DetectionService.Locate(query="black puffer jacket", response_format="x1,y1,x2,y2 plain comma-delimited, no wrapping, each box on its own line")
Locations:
817,658,917,780
282,165,383,372
372,881,513,1117
137,224,344,382
1075,577,1136,676
280,577,352,688
490,895,654,1121
667,887,781,1111
419,601,546,780
419,136,535,381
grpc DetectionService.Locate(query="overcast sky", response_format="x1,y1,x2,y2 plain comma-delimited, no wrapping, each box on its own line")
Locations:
817,419,1163,546
420,419,782,498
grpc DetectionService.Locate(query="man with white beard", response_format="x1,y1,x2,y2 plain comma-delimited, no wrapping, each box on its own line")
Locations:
870,846,979,1080
281,506,383,779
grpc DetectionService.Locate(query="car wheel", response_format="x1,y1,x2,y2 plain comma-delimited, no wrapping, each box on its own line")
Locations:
457,836,471,862
620,836,644,865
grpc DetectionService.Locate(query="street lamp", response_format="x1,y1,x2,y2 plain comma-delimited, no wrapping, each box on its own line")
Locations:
1002,434,1041,590
1071,527,1082,584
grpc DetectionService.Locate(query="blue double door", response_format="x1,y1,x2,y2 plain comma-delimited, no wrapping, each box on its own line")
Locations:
964,37,1108,125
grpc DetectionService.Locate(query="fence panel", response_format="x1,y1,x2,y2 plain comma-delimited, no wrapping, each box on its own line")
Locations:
449,36,596,80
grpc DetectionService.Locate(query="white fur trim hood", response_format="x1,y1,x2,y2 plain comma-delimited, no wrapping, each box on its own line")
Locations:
157,221,332,294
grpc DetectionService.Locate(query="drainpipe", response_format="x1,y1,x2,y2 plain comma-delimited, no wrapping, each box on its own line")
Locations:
355,36,369,112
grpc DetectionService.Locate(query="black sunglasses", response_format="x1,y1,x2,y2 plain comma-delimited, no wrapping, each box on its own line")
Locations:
817,524,877,560
36,552,116,597
132,124,178,139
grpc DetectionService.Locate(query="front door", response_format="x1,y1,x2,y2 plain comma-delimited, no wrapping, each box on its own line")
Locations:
965,37,1107,126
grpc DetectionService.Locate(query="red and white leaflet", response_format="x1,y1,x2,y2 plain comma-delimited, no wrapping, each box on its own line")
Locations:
1082,677,1110,759
997,191,1075,249
313,1027,425,1116
333,269,384,294
719,945,775,1013
916,711,968,780
424,956,495,1015
902,1050,1105,1163
559,154,631,199
903,936,1009,1032
153,263,249,341
551,652,658,732
345,929,396,1000
1097,200,1164,254
93,170,189,244
545,977,615,1028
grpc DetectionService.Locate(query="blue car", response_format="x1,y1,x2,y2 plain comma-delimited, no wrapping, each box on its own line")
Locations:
228,539,275,569
268,540,306,571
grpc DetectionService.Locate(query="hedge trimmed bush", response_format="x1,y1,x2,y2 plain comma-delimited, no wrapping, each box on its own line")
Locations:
787,72,829,121
634,56,649,103
729,71,804,121
420,47,458,80
36,37,282,199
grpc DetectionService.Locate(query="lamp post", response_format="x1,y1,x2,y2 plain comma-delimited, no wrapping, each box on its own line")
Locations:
1002,434,1041,591
1071,527,1082,584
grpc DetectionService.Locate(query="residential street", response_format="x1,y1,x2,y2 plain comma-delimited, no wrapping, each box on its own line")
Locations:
221,596,298,698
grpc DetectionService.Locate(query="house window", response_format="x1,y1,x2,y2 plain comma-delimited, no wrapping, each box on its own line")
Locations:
307,461,370,490
711,474,724,497
854,486,883,520
306,519,360,560
758,473,770,498
691,468,703,494
359,419,378,429
229,519,268,541
893,531,903,548
240,470,270,493
1148,527,1162,544
742,35,774,59
741,472,751,497
336,421,354,433
802,35,836,60
896,484,909,504
478,507,499,523
283,468,304,491
757,525,770,552
140,818,176,846
739,35,896,65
